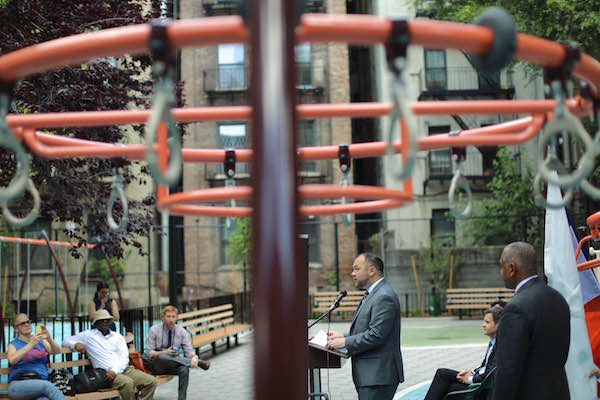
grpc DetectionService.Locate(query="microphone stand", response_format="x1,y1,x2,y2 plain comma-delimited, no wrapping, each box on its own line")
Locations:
308,302,340,329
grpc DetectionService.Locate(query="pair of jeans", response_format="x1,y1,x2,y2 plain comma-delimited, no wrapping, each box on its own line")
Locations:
8,378,65,400
145,354,191,400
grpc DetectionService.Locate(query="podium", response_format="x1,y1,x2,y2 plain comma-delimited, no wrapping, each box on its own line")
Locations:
308,342,350,393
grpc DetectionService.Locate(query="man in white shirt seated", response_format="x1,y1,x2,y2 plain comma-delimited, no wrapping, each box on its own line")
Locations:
63,309,156,400
424,305,502,400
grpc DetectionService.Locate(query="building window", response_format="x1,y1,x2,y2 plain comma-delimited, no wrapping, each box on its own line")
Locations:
424,49,446,90
218,123,248,174
295,43,313,87
219,218,237,265
298,120,317,172
480,146,498,177
478,70,501,90
431,209,455,244
20,218,52,271
217,43,245,90
300,218,320,264
428,125,452,177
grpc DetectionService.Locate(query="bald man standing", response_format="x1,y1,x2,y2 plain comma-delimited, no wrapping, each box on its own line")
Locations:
494,242,570,400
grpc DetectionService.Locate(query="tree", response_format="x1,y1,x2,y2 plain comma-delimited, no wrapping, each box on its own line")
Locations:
227,218,252,267
418,0,600,60
459,148,544,245
0,1,168,258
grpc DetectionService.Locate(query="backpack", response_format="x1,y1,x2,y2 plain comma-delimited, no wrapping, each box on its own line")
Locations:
48,368,74,396
71,368,108,393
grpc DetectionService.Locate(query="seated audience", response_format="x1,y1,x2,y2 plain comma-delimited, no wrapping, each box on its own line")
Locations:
144,305,210,400
424,306,502,400
8,313,64,400
88,281,119,331
63,309,156,400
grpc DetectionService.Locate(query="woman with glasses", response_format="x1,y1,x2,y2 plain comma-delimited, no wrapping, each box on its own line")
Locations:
7,313,65,400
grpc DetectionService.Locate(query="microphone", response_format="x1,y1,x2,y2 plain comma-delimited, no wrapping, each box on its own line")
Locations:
329,290,347,311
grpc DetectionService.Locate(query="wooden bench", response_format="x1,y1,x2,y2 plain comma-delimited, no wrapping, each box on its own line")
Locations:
0,349,121,400
125,333,174,386
177,303,251,355
446,288,514,319
311,291,365,320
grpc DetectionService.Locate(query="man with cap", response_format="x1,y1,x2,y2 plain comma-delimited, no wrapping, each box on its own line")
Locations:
63,309,156,400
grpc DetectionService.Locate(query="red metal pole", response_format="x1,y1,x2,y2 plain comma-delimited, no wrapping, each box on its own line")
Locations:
250,1,306,399
40,231,75,332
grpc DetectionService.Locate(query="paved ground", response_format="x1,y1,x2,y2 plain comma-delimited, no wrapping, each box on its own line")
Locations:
155,317,487,400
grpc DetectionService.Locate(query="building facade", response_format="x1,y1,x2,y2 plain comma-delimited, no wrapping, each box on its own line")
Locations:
179,0,357,296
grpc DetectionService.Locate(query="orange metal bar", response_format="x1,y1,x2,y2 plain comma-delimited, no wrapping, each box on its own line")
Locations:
18,114,542,160
576,235,593,260
156,184,412,209
578,259,600,272
0,15,597,95
0,235,95,248
165,199,408,218
0,17,248,82
6,99,587,130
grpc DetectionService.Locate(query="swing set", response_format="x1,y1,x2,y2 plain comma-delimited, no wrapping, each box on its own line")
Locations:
1,3,600,398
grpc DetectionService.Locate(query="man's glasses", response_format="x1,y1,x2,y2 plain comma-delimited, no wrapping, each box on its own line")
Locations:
16,320,31,327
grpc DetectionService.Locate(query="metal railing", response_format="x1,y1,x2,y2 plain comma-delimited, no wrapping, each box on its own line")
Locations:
419,67,514,92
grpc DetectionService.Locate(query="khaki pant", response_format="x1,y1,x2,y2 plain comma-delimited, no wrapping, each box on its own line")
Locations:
111,366,157,400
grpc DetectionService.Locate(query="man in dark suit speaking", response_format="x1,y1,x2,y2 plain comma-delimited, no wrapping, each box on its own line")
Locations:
327,253,404,400
494,241,570,400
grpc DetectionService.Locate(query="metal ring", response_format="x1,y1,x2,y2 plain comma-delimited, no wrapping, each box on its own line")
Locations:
537,111,594,188
0,117,29,203
2,179,40,227
107,177,129,232
533,172,573,209
448,169,473,219
145,87,183,186
387,75,418,180
537,82,595,189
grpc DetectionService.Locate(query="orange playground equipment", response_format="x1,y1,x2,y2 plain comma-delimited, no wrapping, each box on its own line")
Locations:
1,4,600,398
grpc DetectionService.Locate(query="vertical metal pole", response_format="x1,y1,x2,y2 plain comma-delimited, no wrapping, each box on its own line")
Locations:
147,228,152,307
26,243,30,317
334,220,340,291
250,1,306,399
16,243,20,313
380,228,386,264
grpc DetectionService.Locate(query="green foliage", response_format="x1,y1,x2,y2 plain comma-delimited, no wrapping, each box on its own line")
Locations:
226,218,252,266
418,0,600,60
88,250,128,286
327,271,337,287
367,233,380,254
418,236,459,292
460,148,543,245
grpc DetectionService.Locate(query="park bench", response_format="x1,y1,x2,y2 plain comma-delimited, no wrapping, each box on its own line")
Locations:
0,349,121,400
446,288,513,319
177,303,251,355
311,291,364,320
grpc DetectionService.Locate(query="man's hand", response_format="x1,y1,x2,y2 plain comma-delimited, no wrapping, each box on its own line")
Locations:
457,371,472,384
190,355,199,368
74,343,87,354
327,330,344,340
589,367,600,379
105,370,117,382
327,337,346,350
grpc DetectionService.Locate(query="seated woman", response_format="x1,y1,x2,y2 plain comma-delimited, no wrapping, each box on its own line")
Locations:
88,281,119,331
8,313,65,400
424,305,502,400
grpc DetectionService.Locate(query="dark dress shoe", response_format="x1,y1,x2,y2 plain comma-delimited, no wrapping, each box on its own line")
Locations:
199,359,210,370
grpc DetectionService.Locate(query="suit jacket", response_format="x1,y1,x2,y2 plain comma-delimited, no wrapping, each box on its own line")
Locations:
494,277,570,400
345,279,404,388
472,342,496,384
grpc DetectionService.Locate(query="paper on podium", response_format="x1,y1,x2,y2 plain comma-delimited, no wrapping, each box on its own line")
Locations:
309,329,328,347
309,330,349,355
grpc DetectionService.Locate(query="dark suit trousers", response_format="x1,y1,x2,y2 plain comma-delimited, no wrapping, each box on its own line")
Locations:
144,354,190,400
357,383,399,400
424,368,469,400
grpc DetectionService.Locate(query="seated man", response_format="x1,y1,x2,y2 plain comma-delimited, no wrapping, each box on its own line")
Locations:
144,305,210,400
424,306,502,400
63,309,156,400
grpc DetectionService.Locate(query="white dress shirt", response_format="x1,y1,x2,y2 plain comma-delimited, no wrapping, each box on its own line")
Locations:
63,328,129,374
515,275,538,293
468,337,495,384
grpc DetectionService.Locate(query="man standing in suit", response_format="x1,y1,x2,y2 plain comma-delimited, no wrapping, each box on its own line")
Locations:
494,241,570,400
424,306,502,400
327,253,404,400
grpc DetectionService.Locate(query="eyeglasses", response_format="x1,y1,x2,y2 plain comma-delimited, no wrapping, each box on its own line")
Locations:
16,320,31,327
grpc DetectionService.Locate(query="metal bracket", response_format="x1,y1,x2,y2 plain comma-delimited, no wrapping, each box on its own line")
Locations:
224,149,236,179
385,19,410,76
338,144,351,174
